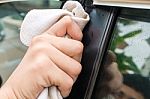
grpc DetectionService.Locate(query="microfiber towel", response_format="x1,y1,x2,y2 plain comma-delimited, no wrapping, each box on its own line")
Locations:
20,1,90,99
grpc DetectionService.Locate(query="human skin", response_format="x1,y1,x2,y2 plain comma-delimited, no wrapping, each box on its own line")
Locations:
0,16,83,99
113,84,144,99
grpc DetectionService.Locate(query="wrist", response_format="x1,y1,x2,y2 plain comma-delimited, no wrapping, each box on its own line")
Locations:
0,85,17,99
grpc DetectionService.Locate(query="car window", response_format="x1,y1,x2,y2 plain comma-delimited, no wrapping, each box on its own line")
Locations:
92,11,150,99
0,0,63,85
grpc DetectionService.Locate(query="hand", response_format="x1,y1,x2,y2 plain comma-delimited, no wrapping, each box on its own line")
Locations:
94,50,123,98
0,16,83,99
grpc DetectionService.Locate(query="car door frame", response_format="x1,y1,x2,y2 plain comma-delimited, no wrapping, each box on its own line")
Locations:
66,0,119,99
67,0,150,99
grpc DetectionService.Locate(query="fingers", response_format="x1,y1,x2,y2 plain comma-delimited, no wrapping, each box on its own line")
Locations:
45,16,83,41
47,43,82,80
27,56,74,97
1,15,84,99
28,37,82,97
44,16,83,62
38,44,81,97
104,50,117,66
30,36,82,81
38,34,83,61
106,62,123,90
45,59,74,97
37,16,83,97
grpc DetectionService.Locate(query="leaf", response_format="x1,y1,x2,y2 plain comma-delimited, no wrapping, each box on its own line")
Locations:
122,29,142,39
115,53,141,74
119,18,135,26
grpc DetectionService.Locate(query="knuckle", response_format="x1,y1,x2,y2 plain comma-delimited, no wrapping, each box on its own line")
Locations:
79,33,83,41
63,16,72,26
60,77,73,97
31,45,46,56
75,63,82,74
31,58,46,73
71,63,82,77
74,41,84,54
31,35,44,45
31,35,49,47
66,78,74,89
30,36,49,55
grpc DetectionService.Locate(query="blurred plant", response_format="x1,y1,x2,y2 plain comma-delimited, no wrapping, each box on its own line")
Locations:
110,18,141,74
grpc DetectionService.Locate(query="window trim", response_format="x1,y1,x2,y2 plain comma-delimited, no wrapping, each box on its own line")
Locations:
66,4,119,99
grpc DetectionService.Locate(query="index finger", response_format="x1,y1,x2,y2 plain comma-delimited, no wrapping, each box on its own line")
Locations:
45,16,83,41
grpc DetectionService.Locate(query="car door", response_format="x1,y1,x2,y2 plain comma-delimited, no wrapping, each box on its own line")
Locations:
66,0,119,99
67,0,150,99
0,0,149,99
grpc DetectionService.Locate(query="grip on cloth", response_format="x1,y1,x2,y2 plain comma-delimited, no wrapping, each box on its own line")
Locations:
20,1,90,99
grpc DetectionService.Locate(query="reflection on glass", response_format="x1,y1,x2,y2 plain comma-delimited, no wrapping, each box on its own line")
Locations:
0,0,62,85
93,17,150,99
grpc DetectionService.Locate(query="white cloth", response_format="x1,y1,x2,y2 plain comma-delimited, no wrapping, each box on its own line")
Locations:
20,1,90,99
20,1,90,46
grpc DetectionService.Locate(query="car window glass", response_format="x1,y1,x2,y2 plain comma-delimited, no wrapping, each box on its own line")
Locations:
0,0,63,85
92,16,150,99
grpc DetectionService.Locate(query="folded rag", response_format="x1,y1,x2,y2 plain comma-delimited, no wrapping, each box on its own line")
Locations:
20,1,90,99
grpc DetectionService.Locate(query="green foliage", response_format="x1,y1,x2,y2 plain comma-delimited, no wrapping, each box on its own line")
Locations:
119,18,135,26
110,18,142,74
116,53,141,73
